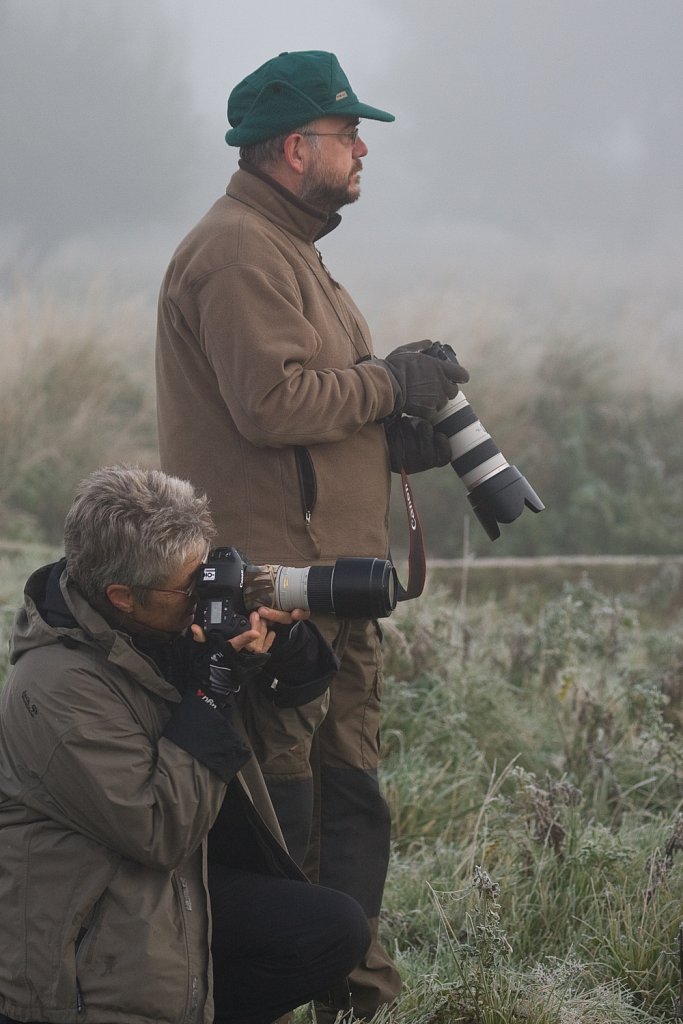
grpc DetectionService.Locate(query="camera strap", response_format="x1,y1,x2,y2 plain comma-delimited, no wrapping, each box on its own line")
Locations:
395,469,426,601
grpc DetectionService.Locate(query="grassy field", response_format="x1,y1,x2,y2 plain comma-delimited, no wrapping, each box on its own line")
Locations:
375,565,683,1023
3,549,683,1022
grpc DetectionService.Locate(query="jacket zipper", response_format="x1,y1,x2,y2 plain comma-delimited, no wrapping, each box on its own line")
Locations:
74,895,107,1014
172,872,199,1022
295,446,317,525
74,926,88,1013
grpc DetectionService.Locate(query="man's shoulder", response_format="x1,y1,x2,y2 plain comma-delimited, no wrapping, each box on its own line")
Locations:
192,190,285,243
167,193,302,292
176,193,246,253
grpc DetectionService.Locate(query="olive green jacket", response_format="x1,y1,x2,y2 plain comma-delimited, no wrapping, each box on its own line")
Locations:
0,565,297,1024
156,165,396,564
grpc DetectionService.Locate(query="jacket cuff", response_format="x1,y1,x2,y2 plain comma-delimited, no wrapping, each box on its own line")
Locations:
357,355,403,419
163,689,252,782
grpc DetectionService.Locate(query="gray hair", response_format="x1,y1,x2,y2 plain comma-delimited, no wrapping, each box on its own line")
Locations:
240,124,319,171
64,466,216,605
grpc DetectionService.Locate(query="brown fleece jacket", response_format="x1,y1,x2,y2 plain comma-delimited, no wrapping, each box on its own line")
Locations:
156,165,395,566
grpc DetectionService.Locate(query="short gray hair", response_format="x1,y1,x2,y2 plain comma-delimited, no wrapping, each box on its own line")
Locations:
64,466,216,605
240,124,319,170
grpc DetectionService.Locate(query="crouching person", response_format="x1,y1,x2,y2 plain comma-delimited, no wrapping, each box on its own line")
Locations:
0,466,370,1024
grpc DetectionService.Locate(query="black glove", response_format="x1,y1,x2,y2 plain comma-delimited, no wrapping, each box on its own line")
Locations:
163,634,254,781
379,340,469,419
384,415,453,473
179,632,269,711
259,620,340,708
208,642,271,703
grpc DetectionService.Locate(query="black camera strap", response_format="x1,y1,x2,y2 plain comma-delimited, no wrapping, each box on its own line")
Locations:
395,469,426,601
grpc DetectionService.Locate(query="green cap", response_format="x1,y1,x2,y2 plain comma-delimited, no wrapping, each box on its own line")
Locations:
225,50,395,147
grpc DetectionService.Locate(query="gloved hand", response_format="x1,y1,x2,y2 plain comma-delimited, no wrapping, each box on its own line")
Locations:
163,632,255,781
207,641,271,704
379,340,470,419
179,631,269,711
258,620,340,708
384,415,453,473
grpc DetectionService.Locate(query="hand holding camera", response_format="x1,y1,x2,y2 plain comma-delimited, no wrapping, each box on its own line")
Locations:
381,340,470,419
184,623,271,711
191,547,391,706
191,602,338,709
379,340,545,540
384,415,453,474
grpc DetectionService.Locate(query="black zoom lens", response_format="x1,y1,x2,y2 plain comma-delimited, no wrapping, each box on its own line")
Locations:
267,557,398,619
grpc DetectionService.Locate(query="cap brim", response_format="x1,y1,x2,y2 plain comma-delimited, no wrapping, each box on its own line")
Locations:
339,101,395,122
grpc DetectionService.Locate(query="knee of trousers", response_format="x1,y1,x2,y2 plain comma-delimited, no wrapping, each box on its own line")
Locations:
237,687,330,779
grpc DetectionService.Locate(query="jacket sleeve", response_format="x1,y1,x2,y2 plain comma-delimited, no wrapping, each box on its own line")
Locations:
2,662,250,872
189,261,396,447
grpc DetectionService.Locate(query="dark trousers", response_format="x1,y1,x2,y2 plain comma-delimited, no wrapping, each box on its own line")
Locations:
0,865,369,1024
209,864,369,1024
239,617,402,1021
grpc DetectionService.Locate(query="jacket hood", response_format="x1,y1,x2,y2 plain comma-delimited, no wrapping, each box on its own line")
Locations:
9,562,181,702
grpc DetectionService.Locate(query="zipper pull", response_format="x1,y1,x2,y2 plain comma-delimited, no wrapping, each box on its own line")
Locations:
315,247,339,286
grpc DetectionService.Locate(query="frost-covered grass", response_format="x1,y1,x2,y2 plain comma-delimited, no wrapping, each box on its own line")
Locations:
3,557,683,1021
369,578,683,1022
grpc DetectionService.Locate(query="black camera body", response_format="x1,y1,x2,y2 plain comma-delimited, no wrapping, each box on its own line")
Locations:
195,547,398,641
195,547,252,640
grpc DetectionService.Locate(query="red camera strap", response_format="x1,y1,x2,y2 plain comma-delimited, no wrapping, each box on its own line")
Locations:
395,469,426,601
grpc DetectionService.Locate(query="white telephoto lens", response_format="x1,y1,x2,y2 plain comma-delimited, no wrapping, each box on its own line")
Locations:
273,566,310,611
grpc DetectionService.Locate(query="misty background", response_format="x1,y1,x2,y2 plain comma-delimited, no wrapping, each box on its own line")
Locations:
1,0,682,555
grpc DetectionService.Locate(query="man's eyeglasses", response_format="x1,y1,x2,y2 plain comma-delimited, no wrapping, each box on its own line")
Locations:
301,128,359,145
136,582,197,600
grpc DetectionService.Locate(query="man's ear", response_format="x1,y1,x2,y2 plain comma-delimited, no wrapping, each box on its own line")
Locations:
282,132,307,175
105,583,135,613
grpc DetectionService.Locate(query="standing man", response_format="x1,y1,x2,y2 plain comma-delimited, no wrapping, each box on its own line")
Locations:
156,50,468,1021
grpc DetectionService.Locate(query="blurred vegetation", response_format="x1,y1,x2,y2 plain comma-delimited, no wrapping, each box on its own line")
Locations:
0,288,158,544
390,338,683,560
0,289,681,559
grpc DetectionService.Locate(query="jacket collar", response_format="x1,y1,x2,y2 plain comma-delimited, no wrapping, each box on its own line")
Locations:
228,162,342,244
11,563,182,703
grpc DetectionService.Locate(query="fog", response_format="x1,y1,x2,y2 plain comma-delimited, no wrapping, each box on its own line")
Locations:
2,0,682,371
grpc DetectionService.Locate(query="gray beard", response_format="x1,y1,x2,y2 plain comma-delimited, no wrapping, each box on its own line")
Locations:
299,180,360,215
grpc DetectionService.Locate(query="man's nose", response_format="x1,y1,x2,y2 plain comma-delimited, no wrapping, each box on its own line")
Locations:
353,134,369,157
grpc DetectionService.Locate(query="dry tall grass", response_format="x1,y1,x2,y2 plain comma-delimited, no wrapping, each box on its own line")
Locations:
0,283,158,541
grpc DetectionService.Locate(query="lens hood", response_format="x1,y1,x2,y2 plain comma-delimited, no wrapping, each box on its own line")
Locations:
467,465,545,541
